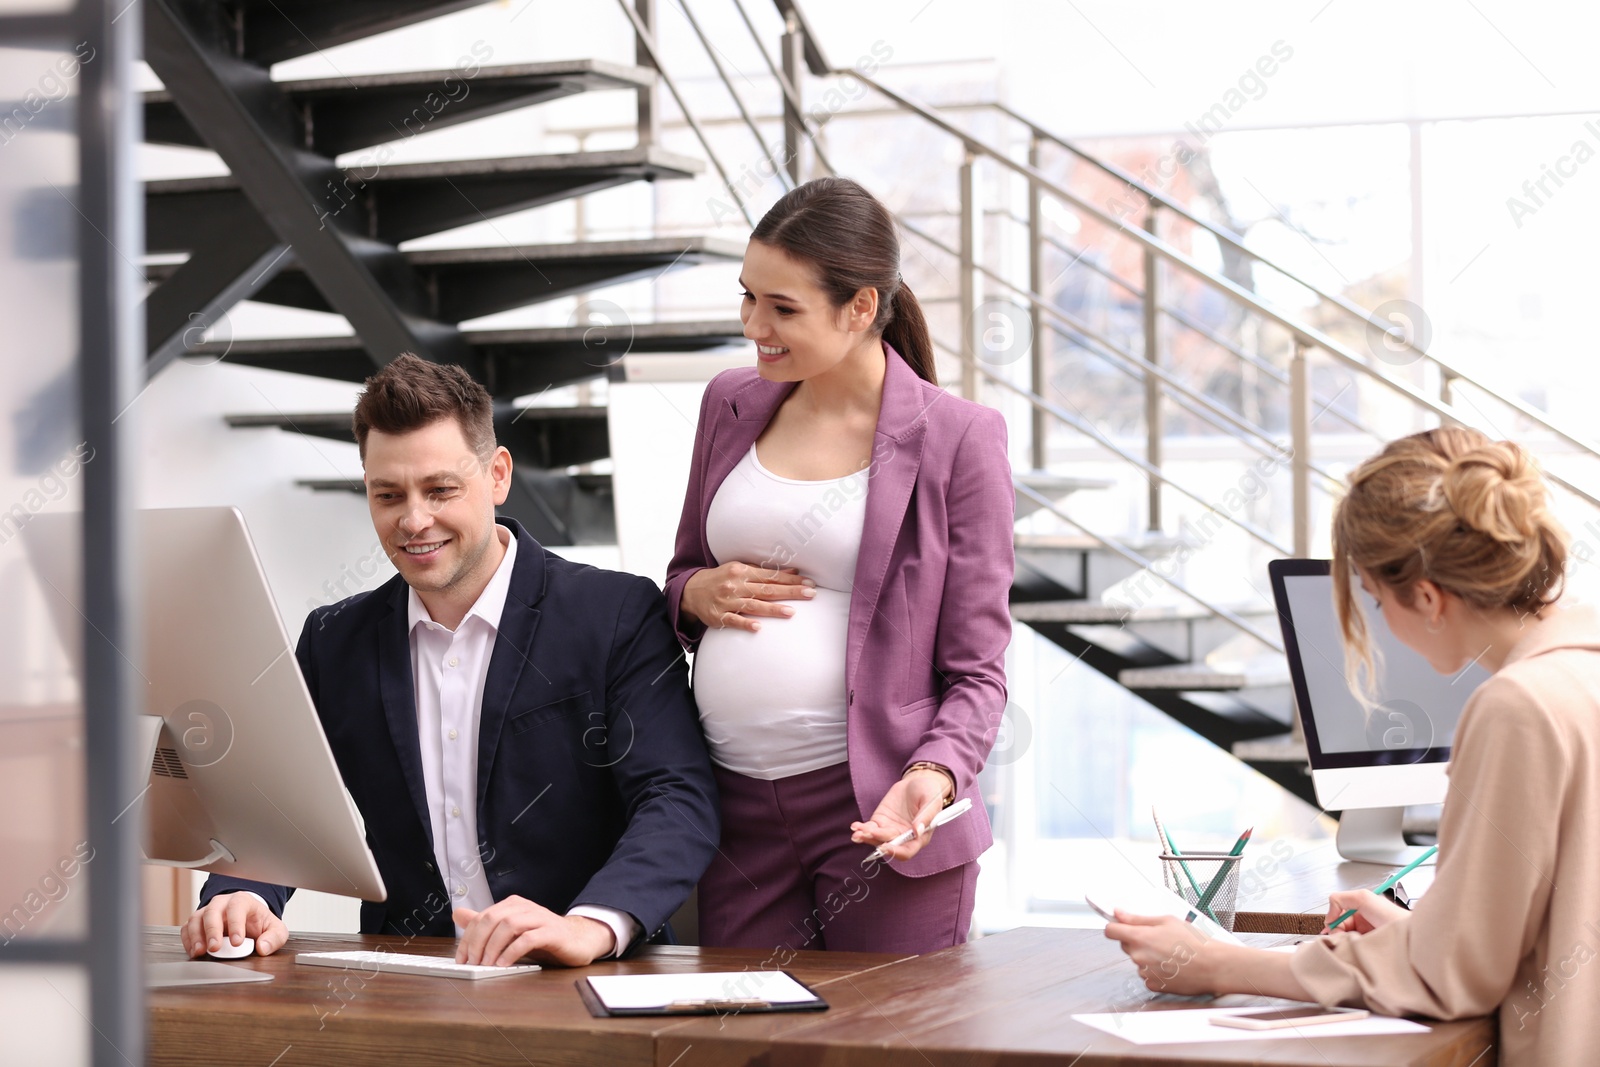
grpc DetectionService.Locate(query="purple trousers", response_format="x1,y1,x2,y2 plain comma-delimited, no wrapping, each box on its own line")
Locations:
697,760,978,954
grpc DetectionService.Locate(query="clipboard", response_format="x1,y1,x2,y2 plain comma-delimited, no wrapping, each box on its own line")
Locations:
576,970,829,1017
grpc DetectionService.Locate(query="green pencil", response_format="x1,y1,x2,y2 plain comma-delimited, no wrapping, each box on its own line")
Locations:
1154,808,1221,925
1195,827,1253,913
1328,845,1438,930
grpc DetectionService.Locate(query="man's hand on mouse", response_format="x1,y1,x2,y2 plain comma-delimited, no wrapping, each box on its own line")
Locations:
453,896,614,967
180,891,288,958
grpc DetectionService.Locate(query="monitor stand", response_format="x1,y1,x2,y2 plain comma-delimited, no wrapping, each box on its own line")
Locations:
1336,807,1438,866
138,716,273,988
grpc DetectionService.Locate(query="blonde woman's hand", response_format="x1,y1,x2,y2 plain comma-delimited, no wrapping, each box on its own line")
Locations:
681,562,815,633
1104,912,1236,995
1324,889,1409,934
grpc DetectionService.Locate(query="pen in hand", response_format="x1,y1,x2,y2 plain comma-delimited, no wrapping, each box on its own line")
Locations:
862,797,973,866
1327,845,1438,930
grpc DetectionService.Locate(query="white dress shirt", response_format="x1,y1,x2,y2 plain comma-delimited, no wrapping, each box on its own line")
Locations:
407,525,638,955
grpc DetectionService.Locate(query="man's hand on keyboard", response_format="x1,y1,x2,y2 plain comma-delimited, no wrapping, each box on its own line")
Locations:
453,896,616,968
180,891,288,958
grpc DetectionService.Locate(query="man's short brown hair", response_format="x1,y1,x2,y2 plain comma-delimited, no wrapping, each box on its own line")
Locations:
351,353,496,462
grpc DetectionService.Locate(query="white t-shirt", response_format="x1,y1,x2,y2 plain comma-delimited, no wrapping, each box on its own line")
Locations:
693,443,869,779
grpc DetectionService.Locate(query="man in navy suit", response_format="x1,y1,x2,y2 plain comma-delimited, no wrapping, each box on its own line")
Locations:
180,355,718,966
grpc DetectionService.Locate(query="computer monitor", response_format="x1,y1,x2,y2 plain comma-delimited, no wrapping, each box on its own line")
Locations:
26,507,385,902
1268,558,1489,864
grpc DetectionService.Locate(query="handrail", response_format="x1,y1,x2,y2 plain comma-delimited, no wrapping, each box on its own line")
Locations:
1152,303,1371,440
940,332,1293,558
999,92,1600,465
935,325,1343,499
648,0,1600,533
547,71,1594,469
1013,483,1285,653
674,0,792,195
729,0,839,178
992,102,1487,389
576,30,1596,474
902,215,1350,491
964,204,1374,440
841,69,1600,509
613,0,755,226
693,34,1600,471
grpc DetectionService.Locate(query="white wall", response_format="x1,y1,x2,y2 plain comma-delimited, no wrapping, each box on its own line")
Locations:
610,379,711,583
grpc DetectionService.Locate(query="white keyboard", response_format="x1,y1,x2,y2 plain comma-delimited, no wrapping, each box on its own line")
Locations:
295,950,542,980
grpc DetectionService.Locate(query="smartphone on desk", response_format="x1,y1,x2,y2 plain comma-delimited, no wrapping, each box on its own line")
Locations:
1211,1006,1370,1030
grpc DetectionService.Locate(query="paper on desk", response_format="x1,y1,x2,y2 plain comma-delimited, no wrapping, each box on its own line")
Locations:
585,971,815,1010
1073,1007,1429,1044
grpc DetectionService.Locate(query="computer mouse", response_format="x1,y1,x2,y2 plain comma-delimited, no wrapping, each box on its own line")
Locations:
207,936,256,959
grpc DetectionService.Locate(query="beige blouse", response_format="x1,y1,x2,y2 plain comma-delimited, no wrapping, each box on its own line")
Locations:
1291,602,1600,1067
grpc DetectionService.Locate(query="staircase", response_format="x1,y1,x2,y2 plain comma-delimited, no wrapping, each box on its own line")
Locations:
139,0,747,543
140,0,1600,814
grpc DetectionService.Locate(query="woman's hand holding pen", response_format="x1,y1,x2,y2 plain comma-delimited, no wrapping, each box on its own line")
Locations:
681,562,816,633
850,767,954,862
1323,889,1409,934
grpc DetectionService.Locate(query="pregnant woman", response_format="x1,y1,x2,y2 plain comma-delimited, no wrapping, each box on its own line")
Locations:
664,177,1014,954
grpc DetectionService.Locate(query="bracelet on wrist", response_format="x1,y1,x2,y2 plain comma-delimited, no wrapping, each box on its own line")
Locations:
904,762,956,807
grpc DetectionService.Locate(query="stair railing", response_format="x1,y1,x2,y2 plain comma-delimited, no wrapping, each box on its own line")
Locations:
615,0,756,225
606,0,1600,642
769,9,1600,528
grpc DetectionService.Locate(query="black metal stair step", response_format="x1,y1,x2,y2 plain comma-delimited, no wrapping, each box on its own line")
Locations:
145,61,654,157
145,147,705,253
163,0,495,67
1117,662,1290,691
227,403,612,470
1009,531,1189,604
193,320,747,392
148,237,744,322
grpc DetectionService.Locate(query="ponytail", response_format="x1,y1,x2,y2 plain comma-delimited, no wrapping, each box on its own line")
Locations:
884,282,937,384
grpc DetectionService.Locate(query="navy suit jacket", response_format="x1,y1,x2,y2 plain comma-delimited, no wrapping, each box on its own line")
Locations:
202,518,719,949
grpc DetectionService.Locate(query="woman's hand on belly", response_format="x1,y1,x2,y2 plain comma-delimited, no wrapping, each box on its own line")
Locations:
681,561,816,633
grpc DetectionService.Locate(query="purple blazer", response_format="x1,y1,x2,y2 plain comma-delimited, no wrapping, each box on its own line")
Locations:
664,344,1015,877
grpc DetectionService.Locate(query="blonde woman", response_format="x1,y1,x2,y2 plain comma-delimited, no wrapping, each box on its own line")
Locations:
1106,428,1600,1067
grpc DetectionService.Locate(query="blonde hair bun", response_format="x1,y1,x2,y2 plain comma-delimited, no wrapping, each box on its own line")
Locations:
1439,441,1548,546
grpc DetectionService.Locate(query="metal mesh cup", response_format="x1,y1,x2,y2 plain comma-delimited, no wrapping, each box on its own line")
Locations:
1159,851,1243,931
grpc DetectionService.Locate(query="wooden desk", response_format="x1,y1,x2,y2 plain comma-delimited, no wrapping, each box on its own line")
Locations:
665,928,1494,1067
146,928,904,1067
147,926,1493,1067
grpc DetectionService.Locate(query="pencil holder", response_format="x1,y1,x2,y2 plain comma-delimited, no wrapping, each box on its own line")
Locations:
1159,851,1243,931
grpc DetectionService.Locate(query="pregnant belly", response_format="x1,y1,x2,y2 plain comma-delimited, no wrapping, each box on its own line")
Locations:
692,587,851,750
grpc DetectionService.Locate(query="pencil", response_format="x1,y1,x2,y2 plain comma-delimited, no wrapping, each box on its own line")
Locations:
1195,828,1252,913
1154,808,1221,925
1327,845,1439,930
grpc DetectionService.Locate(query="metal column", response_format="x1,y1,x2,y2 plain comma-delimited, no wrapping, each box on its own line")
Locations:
959,153,979,401
1028,135,1047,470
1290,339,1312,559
1142,205,1162,532
634,0,659,147
81,0,145,1046
781,13,805,185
